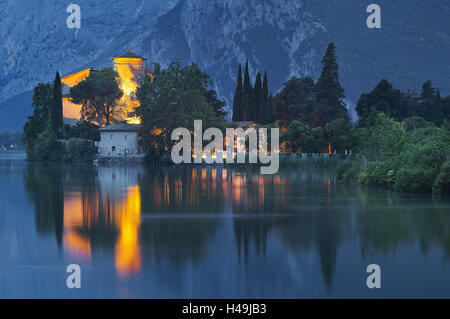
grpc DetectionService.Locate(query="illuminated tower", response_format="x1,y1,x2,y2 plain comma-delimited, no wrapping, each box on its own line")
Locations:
111,48,148,123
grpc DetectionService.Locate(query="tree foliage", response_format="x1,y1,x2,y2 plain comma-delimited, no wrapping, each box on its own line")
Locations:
357,79,449,127
325,117,353,154
343,112,450,194
253,72,262,122
281,120,327,153
63,138,97,162
70,68,124,126
260,71,272,124
242,60,255,121
273,77,317,127
232,62,272,123
51,72,63,138
315,42,348,125
136,61,225,160
352,113,407,161
28,123,63,161
62,121,100,141
23,83,53,146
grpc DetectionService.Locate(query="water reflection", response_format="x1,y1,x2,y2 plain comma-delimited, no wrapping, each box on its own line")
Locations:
16,162,450,297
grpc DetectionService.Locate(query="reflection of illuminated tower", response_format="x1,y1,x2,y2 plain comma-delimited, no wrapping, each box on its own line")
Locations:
111,49,150,123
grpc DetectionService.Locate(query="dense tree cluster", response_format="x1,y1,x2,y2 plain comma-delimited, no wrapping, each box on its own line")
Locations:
137,62,226,160
280,121,327,153
232,61,273,124
23,72,100,162
348,62,450,194
274,43,349,129
338,113,450,194
356,79,450,126
231,43,352,154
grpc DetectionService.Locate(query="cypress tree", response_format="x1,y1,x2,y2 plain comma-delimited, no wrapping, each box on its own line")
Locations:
420,80,436,121
242,60,253,121
315,43,347,126
253,72,262,122
261,71,269,124
266,93,275,124
51,72,63,138
232,64,244,121
431,88,443,125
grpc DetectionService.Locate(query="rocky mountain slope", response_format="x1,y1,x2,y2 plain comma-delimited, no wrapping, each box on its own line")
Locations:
1,0,449,129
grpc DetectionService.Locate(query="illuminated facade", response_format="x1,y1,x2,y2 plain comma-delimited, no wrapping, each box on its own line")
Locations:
61,49,151,125
98,123,143,157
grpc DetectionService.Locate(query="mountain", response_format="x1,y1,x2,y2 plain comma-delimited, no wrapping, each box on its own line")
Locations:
1,0,450,130
0,0,179,130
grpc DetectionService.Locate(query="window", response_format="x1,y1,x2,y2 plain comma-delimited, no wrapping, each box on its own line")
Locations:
110,134,113,140
125,135,127,141
112,146,116,152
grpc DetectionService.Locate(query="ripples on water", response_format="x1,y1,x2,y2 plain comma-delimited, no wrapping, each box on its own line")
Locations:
0,159,449,298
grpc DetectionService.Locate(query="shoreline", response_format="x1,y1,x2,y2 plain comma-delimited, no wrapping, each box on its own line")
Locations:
0,150,26,160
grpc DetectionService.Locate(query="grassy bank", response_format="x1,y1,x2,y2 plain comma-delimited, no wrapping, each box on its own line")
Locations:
336,115,450,195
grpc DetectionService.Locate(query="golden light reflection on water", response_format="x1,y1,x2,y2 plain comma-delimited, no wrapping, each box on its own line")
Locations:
114,186,141,277
63,193,91,259
60,166,334,277
63,183,142,277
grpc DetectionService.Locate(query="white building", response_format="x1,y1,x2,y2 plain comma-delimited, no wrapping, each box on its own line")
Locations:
98,124,142,157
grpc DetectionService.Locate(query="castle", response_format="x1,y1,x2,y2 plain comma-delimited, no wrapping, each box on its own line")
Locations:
61,49,152,125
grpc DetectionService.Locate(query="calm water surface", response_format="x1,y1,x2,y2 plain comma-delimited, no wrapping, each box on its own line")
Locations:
0,159,449,298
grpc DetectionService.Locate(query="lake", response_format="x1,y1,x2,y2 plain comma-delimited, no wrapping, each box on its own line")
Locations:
0,159,449,298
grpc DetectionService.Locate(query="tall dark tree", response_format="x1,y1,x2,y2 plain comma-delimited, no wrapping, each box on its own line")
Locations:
442,96,450,121
242,60,254,121
23,83,52,148
253,72,262,122
51,72,63,138
418,80,445,125
419,80,436,120
261,71,269,124
315,43,347,126
232,64,243,121
266,93,275,124
431,89,443,125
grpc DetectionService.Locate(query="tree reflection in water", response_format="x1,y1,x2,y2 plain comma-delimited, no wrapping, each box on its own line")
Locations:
23,163,450,292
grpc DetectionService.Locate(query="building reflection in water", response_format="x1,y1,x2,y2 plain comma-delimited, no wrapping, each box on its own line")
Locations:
22,162,450,296
62,166,143,277
25,163,349,287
